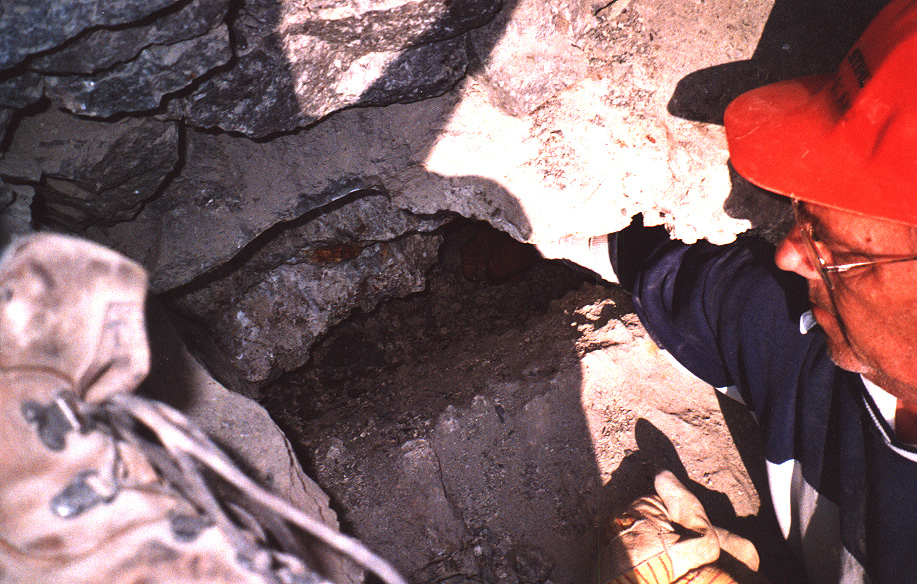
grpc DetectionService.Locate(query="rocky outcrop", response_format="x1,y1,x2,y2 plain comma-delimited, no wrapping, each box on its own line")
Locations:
2,0,230,119
0,110,180,231
0,0,182,71
169,0,501,137
44,25,232,117
28,0,229,75
0,0,886,391
0,0,499,137
167,193,447,390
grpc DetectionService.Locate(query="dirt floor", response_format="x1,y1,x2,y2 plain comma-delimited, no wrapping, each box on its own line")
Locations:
261,220,795,584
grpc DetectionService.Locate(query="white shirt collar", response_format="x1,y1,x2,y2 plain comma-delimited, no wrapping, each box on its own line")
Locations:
861,374,898,431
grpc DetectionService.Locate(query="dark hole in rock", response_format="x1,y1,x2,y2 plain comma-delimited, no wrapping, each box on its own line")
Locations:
258,218,614,583
261,217,600,443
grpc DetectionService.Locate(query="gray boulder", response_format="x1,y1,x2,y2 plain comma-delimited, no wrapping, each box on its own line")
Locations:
0,0,181,71
0,110,180,230
44,25,232,117
169,0,501,137
169,193,446,390
28,0,230,75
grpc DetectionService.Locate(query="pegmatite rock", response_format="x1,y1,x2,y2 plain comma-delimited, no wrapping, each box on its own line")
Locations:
85,123,399,292
0,0,501,131
43,25,231,117
0,71,44,109
167,193,447,390
0,0,807,275
76,100,530,292
0,109,180,230
0,0,231,121
2,0,782,294
90,0,770,285
28,0,230,75
417,0,772,244
167,0,500,137
0,0,181,71
0,180,34,246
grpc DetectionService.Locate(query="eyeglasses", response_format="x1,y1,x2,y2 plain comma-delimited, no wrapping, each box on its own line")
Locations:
792,199,917,290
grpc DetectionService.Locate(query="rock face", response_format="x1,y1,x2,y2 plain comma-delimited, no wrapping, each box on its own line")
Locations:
44,25,232,117
1,110,180,231
169,0,501,137
28,0,229,75
141,303,363,584
0,0,182,71
0,0,890,390
168,193,447,390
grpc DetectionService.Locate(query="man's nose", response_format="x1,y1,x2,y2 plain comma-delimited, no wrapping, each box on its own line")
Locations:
774,224,822,281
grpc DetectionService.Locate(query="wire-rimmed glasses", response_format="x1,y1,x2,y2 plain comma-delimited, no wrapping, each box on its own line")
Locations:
792,199,917,290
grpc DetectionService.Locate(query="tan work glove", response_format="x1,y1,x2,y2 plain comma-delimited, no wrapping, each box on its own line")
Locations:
599,470,760,584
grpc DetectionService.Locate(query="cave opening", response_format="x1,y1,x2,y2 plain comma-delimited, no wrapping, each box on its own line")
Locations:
257,215,605,468
252,217,628,584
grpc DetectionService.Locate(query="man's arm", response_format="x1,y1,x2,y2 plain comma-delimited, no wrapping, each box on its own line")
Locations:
609,215,813,414
540,214,816,415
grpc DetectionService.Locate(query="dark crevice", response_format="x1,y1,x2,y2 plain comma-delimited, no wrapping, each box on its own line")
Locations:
0,97,49,154
259,217,594,452
29,120,187,234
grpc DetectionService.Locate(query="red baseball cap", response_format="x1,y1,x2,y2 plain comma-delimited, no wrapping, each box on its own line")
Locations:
725,0,917,226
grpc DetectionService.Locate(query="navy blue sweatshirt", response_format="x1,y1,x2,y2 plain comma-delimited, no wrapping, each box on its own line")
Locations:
610,217,917,584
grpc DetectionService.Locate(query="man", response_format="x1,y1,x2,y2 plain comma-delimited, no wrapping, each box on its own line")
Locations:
563,0,917,582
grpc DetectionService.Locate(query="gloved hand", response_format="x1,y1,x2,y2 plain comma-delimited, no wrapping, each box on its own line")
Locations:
598,470,760,584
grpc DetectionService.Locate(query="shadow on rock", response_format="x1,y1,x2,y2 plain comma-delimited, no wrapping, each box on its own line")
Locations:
668,0,890,235
602,419,738,525
668,0,890,125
